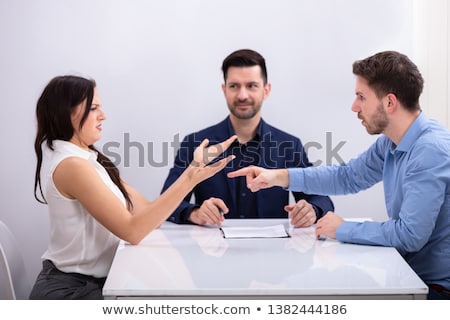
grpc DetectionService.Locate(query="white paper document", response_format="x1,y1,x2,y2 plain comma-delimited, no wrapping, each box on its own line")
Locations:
220,224,290,239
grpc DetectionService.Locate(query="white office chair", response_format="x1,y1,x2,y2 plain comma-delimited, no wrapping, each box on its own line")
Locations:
0,220,32,299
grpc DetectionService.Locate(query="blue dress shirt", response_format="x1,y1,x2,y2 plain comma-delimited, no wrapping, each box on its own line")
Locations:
288,112,450,288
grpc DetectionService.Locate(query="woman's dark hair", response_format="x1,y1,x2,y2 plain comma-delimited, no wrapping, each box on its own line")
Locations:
221,49,268,84
34,75,132,209
352,51,424,111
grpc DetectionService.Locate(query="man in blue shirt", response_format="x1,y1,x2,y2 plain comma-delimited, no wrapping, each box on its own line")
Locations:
161,49,334,227
228,51,450,300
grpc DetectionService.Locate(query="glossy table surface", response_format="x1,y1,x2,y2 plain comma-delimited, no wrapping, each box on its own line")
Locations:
103,219,428,299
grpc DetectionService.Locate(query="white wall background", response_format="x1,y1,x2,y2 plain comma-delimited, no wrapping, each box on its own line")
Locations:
0,0,448,286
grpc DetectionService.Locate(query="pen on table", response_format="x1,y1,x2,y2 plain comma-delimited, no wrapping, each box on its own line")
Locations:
317,234,326,241
218,209,225,228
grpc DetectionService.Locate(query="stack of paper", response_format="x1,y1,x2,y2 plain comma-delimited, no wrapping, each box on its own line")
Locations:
220,224,289,239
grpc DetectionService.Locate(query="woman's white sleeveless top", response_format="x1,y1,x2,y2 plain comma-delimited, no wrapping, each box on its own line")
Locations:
42,140,125,278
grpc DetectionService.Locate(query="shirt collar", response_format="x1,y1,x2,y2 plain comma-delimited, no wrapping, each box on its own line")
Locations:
226,116,262,144
394,111,428,152
52,140,98,162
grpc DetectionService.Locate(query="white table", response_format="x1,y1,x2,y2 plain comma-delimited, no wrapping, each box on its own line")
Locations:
103,219,428,299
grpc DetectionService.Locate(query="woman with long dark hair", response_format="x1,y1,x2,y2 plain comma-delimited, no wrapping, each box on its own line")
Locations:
30,75,236,299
